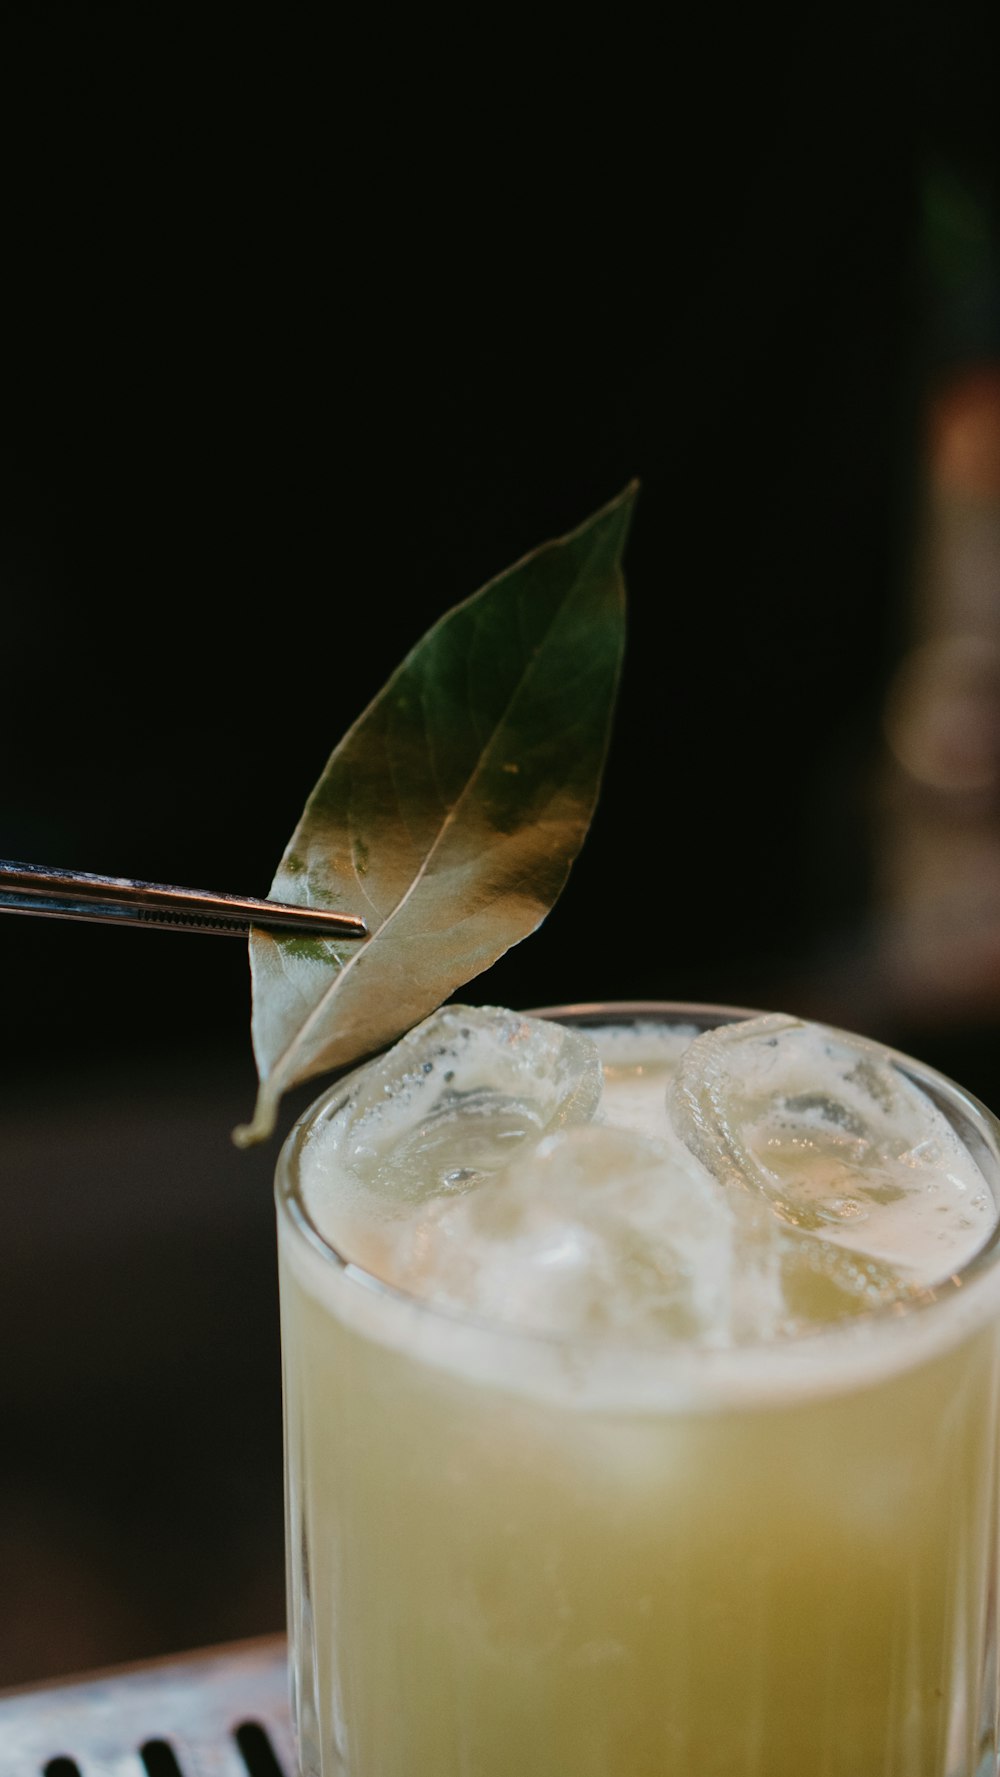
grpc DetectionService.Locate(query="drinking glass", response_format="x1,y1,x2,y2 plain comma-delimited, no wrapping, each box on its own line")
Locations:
275,1002,1000,1777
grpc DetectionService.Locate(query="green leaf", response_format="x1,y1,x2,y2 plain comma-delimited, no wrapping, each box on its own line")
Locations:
233,483,637,1146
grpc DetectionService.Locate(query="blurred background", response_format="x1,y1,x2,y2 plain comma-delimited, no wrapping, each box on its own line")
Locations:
3,0,1000,1691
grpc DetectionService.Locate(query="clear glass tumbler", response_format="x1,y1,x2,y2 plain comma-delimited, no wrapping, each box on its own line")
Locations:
275,1002,1000,1777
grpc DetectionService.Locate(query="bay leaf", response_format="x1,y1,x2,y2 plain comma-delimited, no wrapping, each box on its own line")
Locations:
234,482,636,1146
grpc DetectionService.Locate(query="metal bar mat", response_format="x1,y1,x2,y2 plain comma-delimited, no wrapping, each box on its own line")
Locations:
0,1633,295,1777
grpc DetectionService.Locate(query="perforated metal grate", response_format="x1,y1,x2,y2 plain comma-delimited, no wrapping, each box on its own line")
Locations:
0,1634,295,1777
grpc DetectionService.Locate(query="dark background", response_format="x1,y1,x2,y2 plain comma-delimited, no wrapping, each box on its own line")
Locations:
3,3,1000,1689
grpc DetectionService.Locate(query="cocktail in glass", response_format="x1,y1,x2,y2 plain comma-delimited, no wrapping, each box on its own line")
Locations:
275,1002,1000,1776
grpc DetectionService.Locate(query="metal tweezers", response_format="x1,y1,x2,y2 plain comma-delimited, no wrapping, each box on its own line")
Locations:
0,860,369,940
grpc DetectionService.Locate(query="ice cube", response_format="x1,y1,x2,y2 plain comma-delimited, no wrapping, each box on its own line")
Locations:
330,1003,603,1205
390,1122,741,1341
669,1013,994,1289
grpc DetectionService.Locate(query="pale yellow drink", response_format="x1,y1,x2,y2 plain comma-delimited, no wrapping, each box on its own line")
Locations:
276,1003,1000,1776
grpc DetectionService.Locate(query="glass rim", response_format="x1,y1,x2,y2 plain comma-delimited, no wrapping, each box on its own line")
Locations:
274,999,1000,1369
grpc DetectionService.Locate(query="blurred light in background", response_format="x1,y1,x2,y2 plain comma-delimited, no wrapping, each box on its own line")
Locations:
872,164,1000,1032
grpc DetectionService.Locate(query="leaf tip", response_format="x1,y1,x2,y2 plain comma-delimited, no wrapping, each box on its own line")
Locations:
579,478,640,567
231,1085,279,1150
612,475,641,528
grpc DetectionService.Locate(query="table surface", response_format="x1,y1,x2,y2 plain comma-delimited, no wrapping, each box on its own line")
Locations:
0,1633,294,1776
